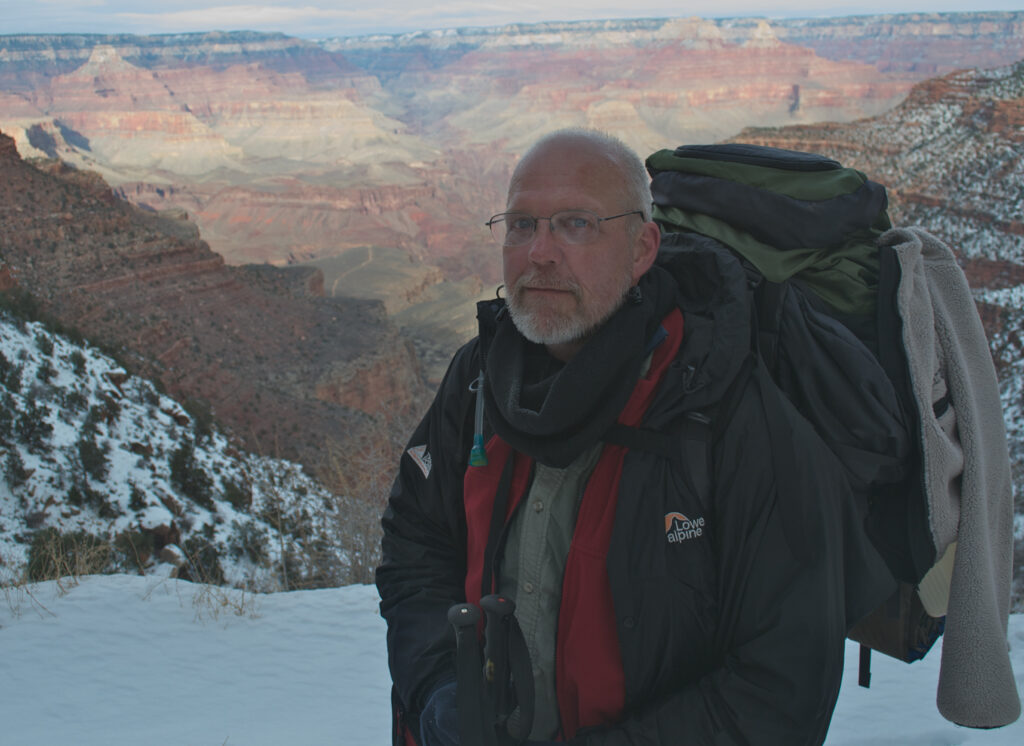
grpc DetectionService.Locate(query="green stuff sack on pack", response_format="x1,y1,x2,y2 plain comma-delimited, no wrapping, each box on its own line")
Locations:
647,144,892,327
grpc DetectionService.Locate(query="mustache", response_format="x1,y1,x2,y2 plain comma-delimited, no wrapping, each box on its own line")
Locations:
511,272,581,296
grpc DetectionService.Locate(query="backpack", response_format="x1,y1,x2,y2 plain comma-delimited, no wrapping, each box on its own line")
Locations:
644,143,950,683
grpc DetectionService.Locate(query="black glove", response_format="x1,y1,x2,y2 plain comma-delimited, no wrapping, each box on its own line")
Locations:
420,680,459,746
420,678,562,746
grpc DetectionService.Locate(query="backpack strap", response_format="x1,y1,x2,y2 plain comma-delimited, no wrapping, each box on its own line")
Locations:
603,410,715,504
480,454,531,599
753,279,786,373
602,353,754,510
859,645,873,688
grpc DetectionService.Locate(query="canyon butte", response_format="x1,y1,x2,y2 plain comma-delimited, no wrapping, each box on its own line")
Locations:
0,11,1022,499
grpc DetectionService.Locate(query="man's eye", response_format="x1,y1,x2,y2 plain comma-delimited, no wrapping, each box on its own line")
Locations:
509,216,534,231
559,213,594,231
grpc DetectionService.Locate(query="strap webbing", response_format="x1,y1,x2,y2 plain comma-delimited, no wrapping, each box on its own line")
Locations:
480,454,517,599
859,644,872,688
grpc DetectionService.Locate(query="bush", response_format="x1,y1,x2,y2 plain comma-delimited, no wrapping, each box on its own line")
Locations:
228,521,271,566
67,482,120,519
179,535,225,585
333,492,385,585
35,360,56,383
183,397,214,443
4,448,30,489
169,440,214,510
34,332,54,356
142,383,161,407
114,529,156,573
128,482,148,511
85,397,120,430
0,351,23,392
222,479,252,512
15,402,52,453
68,350,87,376
62,389,89,416
77,433,110,481
26,528,112,582
0,392,15,441
0,288,40,323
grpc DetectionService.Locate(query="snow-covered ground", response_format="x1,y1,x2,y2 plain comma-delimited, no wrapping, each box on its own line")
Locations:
1,574,1021,745
1,311,368,590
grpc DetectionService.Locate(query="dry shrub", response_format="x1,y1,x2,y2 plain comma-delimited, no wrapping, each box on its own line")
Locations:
0,555,53,619
189,580,261,623
323,411,418,585
26,528,112,593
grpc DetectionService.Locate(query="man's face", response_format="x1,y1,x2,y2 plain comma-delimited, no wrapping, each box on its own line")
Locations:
502,139,657,360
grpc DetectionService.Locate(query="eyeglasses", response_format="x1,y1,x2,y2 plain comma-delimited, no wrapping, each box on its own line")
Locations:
485,209,643,247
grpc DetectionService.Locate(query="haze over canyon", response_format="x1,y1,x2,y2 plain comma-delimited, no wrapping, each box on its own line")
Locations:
1,12,1022,516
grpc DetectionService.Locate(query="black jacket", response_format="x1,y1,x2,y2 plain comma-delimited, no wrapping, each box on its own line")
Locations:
377,241,895,745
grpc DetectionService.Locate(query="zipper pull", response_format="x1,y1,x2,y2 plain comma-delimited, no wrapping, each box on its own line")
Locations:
469,372,488,467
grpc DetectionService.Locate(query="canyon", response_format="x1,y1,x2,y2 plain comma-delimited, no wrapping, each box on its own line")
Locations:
2,13,1022,359
0,12,1022,496
0,132,427,487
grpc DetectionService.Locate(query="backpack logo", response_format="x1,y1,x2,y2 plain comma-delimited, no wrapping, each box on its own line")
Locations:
407,444,432,479
665,512,705,543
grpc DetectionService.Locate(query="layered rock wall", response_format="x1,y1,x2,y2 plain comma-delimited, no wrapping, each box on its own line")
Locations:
0,130,427,481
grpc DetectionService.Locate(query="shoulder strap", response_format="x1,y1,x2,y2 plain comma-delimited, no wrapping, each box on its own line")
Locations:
753,278,787,373
480,454,524,599
602,353,755,511
603,411,714,506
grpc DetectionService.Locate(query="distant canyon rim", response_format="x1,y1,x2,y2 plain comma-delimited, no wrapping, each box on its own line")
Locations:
1,12,1022,490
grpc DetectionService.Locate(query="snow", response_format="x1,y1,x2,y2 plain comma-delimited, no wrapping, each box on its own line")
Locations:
1,574,1022,745
1,574,390,745
1,312,364,590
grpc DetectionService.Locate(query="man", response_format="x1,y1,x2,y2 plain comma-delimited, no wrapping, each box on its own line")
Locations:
377,129,892,745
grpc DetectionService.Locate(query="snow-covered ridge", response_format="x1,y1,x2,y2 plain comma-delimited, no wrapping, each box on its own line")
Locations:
0,307,371,590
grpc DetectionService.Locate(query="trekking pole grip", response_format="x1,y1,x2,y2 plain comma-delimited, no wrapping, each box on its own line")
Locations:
448,601,481,630
447,602,496,746
480,594,516,722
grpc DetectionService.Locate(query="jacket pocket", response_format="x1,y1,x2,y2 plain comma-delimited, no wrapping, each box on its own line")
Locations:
608,455,719,704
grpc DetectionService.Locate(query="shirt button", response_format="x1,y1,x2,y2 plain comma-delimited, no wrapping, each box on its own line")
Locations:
533,500,544,512
523,582,535,594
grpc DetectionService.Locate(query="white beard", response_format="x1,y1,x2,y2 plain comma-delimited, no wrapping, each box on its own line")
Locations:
506,270,631,347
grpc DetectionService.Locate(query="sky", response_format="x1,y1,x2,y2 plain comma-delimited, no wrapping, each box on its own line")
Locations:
1,574,1022,744
0,1,1021,39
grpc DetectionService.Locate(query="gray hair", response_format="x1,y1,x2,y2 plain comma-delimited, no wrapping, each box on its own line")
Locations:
511,128,653,222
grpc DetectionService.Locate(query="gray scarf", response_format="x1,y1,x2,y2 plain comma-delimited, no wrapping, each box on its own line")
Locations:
482,267,678,468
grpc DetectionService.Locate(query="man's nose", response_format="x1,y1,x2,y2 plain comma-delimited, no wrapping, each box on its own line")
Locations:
527,219,562,263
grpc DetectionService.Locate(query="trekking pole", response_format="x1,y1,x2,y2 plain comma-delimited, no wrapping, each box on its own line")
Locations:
480,594,515,727
480,594,535,743
447,602,497,746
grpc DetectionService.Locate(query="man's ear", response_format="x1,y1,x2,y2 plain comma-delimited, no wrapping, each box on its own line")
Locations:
631,221,661,283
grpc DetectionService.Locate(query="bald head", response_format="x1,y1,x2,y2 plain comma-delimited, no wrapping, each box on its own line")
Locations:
509,129,653,223
500,128,661,360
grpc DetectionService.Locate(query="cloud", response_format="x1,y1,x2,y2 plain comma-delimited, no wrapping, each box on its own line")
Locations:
111,2,659,36
79,2,650,37
2,1,1018,38
116,5,351,32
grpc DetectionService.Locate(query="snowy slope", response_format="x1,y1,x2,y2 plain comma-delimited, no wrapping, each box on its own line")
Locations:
0,575,1021,745
1,309,368,590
